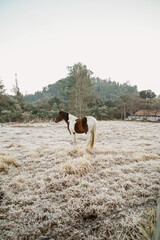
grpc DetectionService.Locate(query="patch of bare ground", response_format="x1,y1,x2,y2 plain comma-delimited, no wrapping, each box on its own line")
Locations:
0,121,160,239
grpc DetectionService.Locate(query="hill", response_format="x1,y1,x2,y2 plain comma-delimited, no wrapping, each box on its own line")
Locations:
24,77,138,104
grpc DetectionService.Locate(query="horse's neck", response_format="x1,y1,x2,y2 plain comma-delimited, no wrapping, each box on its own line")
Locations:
68,114,78,122
64,113,77,134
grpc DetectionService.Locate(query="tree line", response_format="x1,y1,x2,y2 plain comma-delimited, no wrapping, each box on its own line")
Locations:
0,63,160,123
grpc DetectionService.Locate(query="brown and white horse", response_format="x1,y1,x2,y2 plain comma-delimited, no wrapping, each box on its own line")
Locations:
55,110,97,148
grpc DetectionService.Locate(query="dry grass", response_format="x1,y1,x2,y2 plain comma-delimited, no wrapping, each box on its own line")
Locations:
0,121,160,240
61,157,92,176
0,155,19,172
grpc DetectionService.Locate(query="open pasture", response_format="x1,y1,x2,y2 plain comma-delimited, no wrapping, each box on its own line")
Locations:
0,121,160,240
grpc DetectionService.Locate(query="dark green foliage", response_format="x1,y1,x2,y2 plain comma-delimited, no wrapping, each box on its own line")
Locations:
93,77,138,101
139,90,156,99
0,95,23,122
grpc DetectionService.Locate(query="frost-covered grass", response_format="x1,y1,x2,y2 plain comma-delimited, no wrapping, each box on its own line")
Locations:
0,154,19,172
0,121,160,239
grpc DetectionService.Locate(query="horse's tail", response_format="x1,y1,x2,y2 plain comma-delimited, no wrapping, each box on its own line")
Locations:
90,118,97,148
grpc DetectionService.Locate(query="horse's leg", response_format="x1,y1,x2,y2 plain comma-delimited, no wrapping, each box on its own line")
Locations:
87,129,95,148
72,133,76,145
86,131,91,146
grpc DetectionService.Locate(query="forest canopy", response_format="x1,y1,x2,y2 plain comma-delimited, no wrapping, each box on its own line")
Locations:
0,63,159,122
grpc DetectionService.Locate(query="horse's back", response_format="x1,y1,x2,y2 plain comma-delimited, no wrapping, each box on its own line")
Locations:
86,116,97,132
86,116,97,124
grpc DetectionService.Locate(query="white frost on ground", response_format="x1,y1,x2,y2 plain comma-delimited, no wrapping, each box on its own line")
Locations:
0,121,160,240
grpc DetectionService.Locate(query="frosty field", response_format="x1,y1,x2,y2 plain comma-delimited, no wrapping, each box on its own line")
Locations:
0,121,160,240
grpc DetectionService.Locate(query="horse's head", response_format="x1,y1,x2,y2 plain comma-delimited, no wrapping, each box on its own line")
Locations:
55,111,63,123
55,110,68,123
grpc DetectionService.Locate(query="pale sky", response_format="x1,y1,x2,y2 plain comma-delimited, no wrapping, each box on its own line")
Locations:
0,0,160,95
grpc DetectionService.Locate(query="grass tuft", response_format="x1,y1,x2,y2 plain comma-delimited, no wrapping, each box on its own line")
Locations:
139,208,155,240
62,158,91,176
0,156,19,172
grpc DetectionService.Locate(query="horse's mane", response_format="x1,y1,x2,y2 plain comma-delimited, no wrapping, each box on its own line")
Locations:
60,110,69,122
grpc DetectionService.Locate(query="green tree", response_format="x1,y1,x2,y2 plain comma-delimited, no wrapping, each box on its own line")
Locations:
67,63,94,117
48,96,63,109
139,90,157,111
139,90,156,99
93,78,138,101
